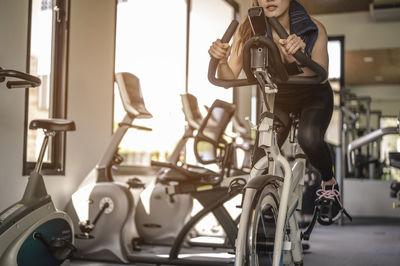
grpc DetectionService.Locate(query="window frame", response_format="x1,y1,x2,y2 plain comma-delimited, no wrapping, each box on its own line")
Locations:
112,0,239,170
186,0,239,94
23,0,70,176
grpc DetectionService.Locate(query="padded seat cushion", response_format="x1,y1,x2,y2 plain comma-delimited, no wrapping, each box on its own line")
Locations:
157,166,219,184
29,119,76,132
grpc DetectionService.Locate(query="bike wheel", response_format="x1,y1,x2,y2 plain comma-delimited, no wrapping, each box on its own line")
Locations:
248,184,279,266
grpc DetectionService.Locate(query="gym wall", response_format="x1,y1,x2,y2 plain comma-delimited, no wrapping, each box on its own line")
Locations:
0,0,116,211
315,11,400,117
315,11,400,217
0,0,31,211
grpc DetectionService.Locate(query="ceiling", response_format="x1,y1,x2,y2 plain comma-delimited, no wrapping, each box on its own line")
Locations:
297,0,371,15
345,48,400,86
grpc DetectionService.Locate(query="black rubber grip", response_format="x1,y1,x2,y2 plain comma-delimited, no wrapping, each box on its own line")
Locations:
208,17,328,88
208,20,254,88
0,69,41,88
221,20,239,43
267,17,289,39
7,80,37,89
0,67,5,83
268,17,327,83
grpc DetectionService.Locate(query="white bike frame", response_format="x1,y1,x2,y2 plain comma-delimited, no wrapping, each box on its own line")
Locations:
235,90,306,266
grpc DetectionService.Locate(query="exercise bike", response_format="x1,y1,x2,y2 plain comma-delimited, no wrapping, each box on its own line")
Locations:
390,148,400,208
208,7,332,266
347,114,400,208
65,72,242,265
136,92,251,245
0,68,76,266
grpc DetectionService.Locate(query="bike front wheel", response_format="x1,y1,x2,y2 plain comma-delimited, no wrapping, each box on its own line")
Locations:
247,184,280,266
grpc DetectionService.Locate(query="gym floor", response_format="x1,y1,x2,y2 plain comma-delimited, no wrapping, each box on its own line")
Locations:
68,218,400,266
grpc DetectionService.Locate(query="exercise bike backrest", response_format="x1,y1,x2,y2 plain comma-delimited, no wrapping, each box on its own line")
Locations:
194,99,236,165
95,72,153,180
181,93,203,130
115,72,152,119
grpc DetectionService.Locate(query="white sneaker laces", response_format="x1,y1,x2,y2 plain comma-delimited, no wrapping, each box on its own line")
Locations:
316,185,343,207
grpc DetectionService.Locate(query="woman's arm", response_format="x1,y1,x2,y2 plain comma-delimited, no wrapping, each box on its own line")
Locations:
226,33,243,79
276,18,328,82
306,17,329,81
209,31,244,80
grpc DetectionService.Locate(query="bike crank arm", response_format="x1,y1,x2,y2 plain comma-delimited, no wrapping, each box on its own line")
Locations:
301,207,320,241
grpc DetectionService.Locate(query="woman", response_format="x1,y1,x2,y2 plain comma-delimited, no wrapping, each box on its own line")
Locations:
208,0,348,224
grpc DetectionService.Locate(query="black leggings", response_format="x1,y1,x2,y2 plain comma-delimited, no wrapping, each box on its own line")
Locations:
252,82,334,181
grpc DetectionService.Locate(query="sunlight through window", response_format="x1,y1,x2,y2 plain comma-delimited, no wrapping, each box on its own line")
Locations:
114,0,187,165
188,0,234,110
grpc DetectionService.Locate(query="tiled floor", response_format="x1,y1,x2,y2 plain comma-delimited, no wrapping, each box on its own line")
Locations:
69,218,400,266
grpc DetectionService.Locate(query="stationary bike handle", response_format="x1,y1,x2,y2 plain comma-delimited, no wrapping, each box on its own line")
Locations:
0,67,41,89
208,14,327,89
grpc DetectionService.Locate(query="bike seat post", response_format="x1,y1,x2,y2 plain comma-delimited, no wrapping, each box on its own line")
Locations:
34,129,56,173
289,113,300,144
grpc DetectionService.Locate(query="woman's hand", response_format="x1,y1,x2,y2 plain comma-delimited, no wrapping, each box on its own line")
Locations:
208,39,231,64
278,34,306,64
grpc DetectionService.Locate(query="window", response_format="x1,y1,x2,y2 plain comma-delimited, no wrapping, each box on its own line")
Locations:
114,0,238,167
24,0,69,175
325,37,344,147
114,0,187,166
187,0,237,108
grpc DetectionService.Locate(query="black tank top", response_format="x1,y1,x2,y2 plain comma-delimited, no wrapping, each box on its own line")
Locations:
275,82,332,112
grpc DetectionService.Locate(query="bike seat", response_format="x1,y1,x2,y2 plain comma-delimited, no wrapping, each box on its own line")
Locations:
29,119,76,132
157,165,219,185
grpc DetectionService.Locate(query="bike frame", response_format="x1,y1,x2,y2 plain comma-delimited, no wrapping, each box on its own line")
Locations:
207,11,327,266
235,88,306,266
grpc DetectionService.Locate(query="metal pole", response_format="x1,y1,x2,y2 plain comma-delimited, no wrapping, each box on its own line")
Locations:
338,109,345,226
34,133,50,173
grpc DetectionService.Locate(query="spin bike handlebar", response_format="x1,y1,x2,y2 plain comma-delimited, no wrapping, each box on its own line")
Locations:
208,17,327,89
0,67,41,89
